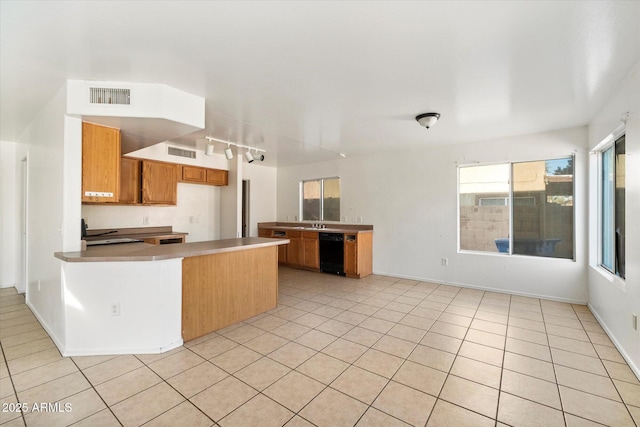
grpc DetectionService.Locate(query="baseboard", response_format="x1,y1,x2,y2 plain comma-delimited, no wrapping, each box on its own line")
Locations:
61,339,184,357
26,300,67,356
373,270,588,305
588,303,640,381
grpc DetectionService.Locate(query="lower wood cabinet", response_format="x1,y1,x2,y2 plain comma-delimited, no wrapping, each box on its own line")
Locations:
301,232,320,269
182,246,278,341
286,232,303,266
257,226,372,278
344,232,373,278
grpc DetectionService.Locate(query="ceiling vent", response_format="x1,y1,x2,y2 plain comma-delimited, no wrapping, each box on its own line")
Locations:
168,146,196,159
89,87,131,105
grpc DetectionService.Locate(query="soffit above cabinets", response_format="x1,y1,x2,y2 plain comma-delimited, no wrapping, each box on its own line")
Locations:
67,80,205,154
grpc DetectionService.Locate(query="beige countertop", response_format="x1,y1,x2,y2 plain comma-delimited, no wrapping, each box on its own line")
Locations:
55,237,289,263
258,222,373,234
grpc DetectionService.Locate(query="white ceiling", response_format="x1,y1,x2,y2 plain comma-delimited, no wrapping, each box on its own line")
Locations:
2,1,639,167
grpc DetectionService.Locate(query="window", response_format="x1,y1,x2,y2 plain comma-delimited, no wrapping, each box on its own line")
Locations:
459,157,574,259
302,177,340,221
601,134,625,278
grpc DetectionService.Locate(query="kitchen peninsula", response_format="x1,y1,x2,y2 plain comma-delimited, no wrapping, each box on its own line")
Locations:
54,237,288,356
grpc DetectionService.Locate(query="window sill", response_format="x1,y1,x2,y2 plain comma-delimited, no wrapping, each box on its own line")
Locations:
458,249,575,262
590,264,626,293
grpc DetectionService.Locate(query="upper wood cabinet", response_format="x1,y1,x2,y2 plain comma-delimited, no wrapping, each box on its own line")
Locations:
81,122,120,203
181,165,206,183
141,160,178,205
119,157,140,204
179,165,228,186
206,168,228,186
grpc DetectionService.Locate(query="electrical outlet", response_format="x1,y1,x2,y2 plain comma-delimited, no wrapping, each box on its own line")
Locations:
142,217,150,225
441,258,448,266
111,303,120,316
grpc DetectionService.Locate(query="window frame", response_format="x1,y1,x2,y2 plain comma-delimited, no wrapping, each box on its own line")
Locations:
597,130,625,280
457,156,575,261
300,176,341,222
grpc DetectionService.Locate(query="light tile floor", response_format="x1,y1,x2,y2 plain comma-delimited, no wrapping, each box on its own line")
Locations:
1,267,639,426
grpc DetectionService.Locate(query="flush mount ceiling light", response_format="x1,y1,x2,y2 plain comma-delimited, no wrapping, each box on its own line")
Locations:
415,112,441,129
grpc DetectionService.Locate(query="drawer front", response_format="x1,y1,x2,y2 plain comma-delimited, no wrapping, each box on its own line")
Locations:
302,231,319,240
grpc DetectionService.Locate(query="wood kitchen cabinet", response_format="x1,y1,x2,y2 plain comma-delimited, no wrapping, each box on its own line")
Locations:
286,231,303,266
301,232,320,269
344,232,373,278
181,165,206,183
264,230,318,270
141,160,178,205
206,168,228,186
119,157,140,204
257,224,373,277
81,122,120,203
179,164,228,186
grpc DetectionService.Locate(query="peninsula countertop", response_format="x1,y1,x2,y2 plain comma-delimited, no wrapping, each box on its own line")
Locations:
55,237,290,263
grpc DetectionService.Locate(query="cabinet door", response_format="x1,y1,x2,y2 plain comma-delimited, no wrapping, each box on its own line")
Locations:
206,169,228,186
287,238,303,266
344,235,358,276
278,245,288,264
302,232,320,269
119,157,140,203
82,122,120,203
182,165,206,183
141,160,178,205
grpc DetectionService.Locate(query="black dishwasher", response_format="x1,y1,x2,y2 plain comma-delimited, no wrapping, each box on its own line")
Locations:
319,233,345,276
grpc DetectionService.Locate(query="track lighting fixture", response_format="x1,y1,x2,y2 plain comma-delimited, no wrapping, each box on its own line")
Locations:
205,136,265,162
205,143,214,156
415,112,441,129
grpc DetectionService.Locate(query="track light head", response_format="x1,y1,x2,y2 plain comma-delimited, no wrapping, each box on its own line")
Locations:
245,151,254,163
224,146,233,160
205,143,214,156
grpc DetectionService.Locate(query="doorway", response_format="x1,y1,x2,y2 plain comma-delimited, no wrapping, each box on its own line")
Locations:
242,180,249,237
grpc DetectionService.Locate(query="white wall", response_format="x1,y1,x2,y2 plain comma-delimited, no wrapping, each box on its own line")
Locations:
13,85,72,345
587,62,640,375
243,163,277,237
1,141,17,288
62,259,183,356
278,126,589,303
